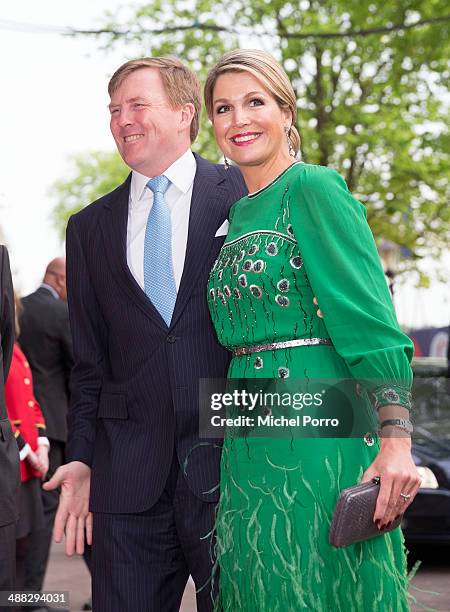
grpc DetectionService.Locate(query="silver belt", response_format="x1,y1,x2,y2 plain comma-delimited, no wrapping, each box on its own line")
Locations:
232,337,333,356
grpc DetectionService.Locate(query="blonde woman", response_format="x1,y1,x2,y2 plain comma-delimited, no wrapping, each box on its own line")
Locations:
205,49,419,611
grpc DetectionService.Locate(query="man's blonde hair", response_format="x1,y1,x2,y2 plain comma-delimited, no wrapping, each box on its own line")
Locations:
109,57,202,143
204,49,301,155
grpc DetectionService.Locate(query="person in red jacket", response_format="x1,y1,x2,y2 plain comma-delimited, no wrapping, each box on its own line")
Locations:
5,293,49,593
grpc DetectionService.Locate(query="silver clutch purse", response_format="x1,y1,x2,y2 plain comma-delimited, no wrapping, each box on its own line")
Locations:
329,477,403,548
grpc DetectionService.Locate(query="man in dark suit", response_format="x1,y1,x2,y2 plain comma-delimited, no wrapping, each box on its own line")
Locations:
18,258,74,598
45,57,246,611
0,245,20,593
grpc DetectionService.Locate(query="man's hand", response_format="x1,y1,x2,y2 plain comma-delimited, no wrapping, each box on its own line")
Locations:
43,461,92,556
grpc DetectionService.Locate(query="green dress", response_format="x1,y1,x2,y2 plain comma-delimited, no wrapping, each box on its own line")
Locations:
207,163,414,611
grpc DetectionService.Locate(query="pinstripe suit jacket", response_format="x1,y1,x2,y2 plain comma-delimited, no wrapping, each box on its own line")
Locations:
65,155,247,513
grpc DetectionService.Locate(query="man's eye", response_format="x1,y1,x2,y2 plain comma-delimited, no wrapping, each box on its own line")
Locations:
249,98,263,107
110,109,119,115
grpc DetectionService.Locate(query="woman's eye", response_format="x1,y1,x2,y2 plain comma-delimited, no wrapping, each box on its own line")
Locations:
216,105,230,114
249,98,264,107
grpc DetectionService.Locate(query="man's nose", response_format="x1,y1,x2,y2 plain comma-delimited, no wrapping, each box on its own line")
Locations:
117,109,133,127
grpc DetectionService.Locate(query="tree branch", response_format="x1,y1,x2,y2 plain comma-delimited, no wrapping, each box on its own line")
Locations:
3,14,449,40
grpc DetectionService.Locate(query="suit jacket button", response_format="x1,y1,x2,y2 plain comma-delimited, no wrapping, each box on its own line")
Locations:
167,335,177,343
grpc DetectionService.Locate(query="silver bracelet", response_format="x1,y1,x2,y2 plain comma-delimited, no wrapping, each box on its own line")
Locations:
379,418,413,435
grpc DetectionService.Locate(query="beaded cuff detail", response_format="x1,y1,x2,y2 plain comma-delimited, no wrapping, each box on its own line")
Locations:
370,385,412,412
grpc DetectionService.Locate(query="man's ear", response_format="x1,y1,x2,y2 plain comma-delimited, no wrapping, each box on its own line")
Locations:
56,275,65,296
179,103,195,131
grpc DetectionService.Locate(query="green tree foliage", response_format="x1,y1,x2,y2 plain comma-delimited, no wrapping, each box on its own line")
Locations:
52,151,128,240
106,0,450,271
54,1,449,277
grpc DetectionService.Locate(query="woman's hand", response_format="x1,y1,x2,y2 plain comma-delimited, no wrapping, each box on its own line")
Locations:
27,445,49,477
36,444,50,478
27,449,41,472
361,436,421,529
312,296,323,318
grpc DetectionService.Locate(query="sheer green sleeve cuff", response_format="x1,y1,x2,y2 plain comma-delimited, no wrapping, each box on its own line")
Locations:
370,384,412,412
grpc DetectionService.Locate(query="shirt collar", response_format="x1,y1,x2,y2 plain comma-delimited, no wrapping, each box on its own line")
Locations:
40,283,59,299
129,149,197,208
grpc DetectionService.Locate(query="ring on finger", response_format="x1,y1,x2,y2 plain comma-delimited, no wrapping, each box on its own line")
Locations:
399,492,411,501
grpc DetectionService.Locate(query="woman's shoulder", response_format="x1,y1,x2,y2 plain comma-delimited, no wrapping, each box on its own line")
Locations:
293,162,346,191
13,343,26,360
8,344,25,372
296,164,365,204
292,163,365,214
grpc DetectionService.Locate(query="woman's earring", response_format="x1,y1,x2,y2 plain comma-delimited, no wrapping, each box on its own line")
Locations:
223,155,230,170
285,126,295,157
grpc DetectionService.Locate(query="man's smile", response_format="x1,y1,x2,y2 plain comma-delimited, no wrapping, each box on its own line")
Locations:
124,134,144,143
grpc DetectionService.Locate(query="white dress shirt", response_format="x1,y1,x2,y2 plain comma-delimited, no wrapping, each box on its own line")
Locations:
126,149,197,291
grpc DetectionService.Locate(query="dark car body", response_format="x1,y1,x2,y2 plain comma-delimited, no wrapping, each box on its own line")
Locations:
402,357,450,544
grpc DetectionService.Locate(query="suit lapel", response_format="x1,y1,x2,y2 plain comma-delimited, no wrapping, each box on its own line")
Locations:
100,175,168,330
170,156,228,329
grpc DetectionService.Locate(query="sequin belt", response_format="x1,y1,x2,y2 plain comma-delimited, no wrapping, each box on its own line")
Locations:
232,337,333,356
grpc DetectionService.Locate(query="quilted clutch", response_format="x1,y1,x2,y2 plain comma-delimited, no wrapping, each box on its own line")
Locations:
329,477,403,548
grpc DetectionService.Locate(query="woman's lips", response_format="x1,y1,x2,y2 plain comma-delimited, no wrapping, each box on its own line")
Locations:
230,133,262,146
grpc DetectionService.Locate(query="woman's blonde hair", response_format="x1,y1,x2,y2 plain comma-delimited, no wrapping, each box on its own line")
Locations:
14,291,22,337
204,49,300,156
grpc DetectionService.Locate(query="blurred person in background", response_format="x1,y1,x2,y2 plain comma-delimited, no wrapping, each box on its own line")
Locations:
4,292,48,596
18,258,74,605
0,245,20,596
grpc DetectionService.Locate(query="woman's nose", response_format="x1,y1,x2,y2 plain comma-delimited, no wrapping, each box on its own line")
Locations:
232,107,250,127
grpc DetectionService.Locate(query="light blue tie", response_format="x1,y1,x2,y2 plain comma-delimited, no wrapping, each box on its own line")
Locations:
144,175,177,326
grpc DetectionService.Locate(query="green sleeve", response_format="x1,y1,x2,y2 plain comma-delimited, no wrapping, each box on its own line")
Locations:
291,165,413,408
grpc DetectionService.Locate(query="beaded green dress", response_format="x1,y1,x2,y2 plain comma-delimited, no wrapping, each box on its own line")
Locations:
207,163,414,611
